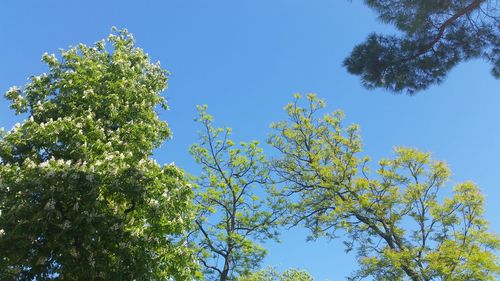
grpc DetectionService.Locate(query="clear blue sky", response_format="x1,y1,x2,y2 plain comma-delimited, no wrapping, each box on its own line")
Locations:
1,1,499,280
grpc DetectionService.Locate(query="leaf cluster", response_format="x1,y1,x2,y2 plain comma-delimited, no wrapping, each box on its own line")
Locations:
344,0,499,93
190,105,284,280
269,94,500,280
0,29,196,280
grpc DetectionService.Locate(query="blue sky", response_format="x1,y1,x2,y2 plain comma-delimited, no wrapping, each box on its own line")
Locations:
1,1,499,280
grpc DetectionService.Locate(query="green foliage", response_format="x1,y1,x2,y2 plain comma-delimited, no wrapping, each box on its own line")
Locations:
0,28,196,280
190,105,283,281
344,0,499,94
269,94,500,280
237,267,314,281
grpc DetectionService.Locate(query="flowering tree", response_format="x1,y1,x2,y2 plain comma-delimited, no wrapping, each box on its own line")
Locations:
0,29,196,280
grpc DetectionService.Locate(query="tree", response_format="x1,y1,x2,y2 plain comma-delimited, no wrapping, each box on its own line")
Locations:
0,28,196,280
237,267,314,281
344,0,499,94
269,94,500,280
189,105,282,281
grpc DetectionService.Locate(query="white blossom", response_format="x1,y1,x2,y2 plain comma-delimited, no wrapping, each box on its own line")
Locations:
44,198,56,210
24,158,36,168
86,174,94,182
69,247,78,258
8,86,20,92
149,199,159,207
63,220,71,229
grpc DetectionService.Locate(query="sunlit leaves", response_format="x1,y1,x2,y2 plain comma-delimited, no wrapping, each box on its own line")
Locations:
190,106,282,280
0,28,196,280
238,267,314,281
270,94,499,280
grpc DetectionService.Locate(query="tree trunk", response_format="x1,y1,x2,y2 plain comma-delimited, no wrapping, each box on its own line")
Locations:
219,256,230,281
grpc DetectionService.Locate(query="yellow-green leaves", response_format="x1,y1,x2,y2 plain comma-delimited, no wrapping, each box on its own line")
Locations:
270,94,499,281
269,94,362,239
190,106,282,280
238,267,315,281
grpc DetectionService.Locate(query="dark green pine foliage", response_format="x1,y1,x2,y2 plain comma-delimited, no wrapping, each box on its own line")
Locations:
344,0,499,94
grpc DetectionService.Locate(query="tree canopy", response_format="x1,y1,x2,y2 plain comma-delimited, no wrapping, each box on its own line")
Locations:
189,106,282,281
269,94,500,280
0,29,196,280
0,24,498,281
344,0,499,94
237,267,314,281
